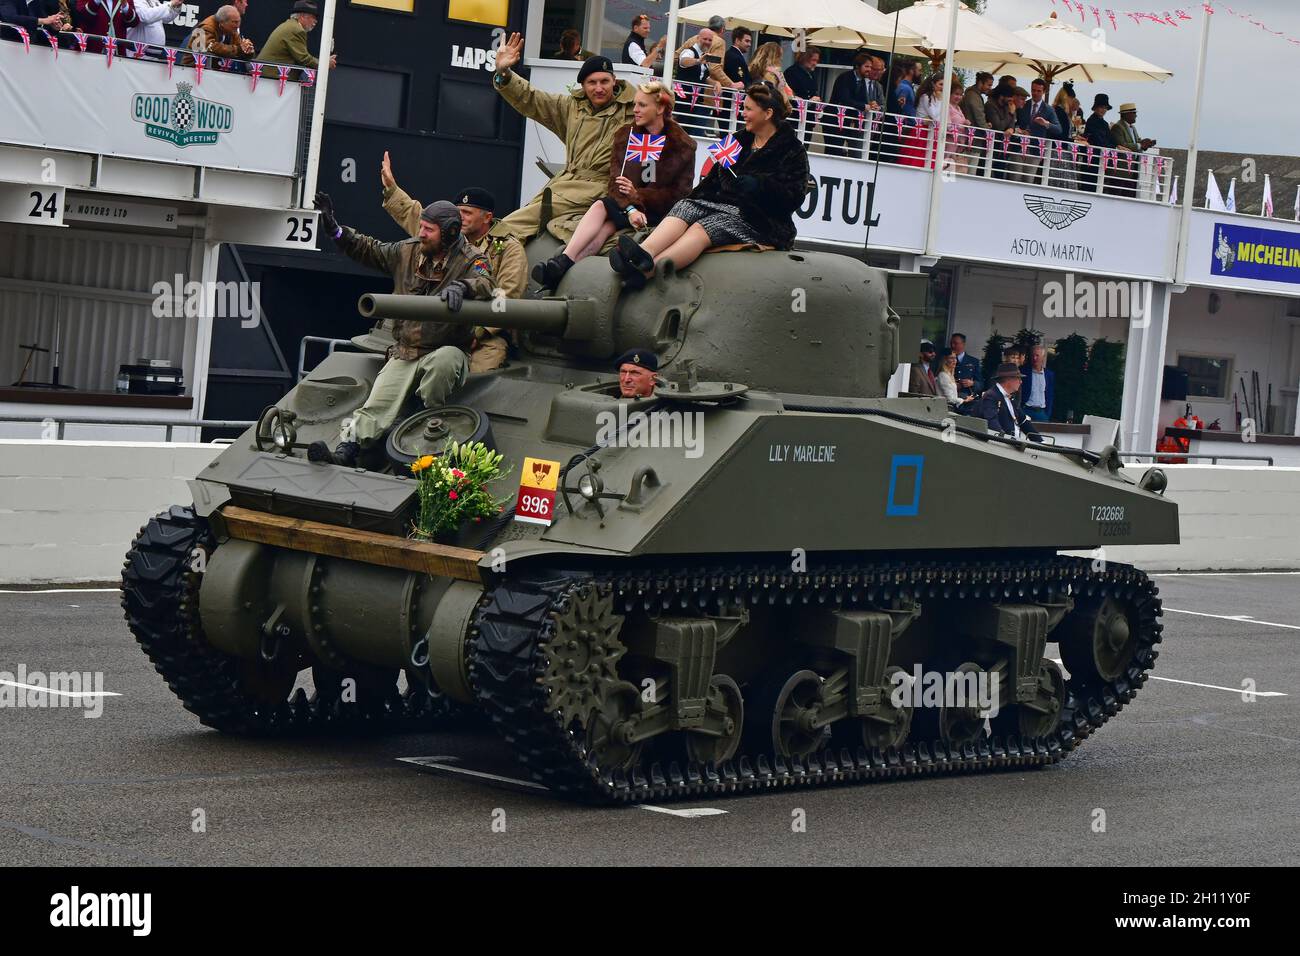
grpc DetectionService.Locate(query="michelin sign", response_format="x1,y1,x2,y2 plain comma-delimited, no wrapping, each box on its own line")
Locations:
1212,222,1300,286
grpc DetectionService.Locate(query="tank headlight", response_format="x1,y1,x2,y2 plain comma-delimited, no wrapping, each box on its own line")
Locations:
578,472,604,501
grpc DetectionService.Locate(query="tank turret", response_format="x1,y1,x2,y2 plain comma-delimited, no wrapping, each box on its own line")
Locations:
360,250,899,396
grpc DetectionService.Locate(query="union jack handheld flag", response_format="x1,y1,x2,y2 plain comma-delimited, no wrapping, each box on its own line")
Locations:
625,131,666,165
702,133,742,177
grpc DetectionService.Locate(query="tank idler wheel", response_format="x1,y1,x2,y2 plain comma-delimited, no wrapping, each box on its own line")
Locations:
935,662,989,747
1061,596,1137,686
994,660,1066,740
684,675,745,766
586,681,644,774
835,665,914,751
747,669,832,760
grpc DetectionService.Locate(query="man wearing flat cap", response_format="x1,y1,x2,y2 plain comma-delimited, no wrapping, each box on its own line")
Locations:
615,350,658,399
307,191,495,467
260,0,336,71
978,363,1041,442
378,153,528,370
489,32,635,244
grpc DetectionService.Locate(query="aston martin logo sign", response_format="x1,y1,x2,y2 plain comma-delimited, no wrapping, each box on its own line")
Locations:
1023,194,1091,230
131,82,233,148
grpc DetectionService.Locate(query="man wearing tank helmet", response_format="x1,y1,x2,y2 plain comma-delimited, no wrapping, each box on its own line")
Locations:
307,191,495,468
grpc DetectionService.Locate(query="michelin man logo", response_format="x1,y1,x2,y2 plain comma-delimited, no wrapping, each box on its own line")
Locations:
1214,227,1236,273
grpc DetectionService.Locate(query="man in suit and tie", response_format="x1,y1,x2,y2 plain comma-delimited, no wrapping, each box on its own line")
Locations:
1021,344,1055,422
908,340,940,396
825,52,879,158
1013,78,1060,183
979,363,1041,441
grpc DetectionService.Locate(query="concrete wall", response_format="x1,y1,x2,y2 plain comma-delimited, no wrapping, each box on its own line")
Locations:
0,440,222,584
1067,465,1300,571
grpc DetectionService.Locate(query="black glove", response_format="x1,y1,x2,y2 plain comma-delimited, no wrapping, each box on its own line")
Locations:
735,174,760,195
439,280,467,313
314,191,340,237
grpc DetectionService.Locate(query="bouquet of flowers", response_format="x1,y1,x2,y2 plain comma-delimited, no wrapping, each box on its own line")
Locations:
410,441,510,539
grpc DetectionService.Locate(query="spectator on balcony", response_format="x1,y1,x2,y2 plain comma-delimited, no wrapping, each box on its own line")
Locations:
531,78,695,289
609,84,808,291
889,60,919,117
945,78,971,174
74,0,138,52
826,52,877,158
1053,81,1084,140
723,26,752,88
1014,78,1059,183
908,340,940,396
491,36,634,244
961,72,994,129
984,80,1017,179
260,0,334,72
186,4,253,63
673,27,717,131
1112,102,1156,153
701,15,729,89
915,74,944,125
1083,93,1117,192
783,49,820,102
1022,344,1054,422
552,28,593,61
749,41,792,105
0,0,66,32
950,333,981,403
128,0,181,48
980,363,1041,441
621,12,664,70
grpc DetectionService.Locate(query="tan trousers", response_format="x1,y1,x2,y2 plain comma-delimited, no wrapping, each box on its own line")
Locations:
348,346,468,445
470,333,508,373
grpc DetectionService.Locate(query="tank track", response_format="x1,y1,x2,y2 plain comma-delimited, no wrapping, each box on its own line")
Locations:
469,555,1162,803
121,505,462,736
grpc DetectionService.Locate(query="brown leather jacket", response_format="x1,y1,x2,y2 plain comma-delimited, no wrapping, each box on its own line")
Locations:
337,230,494,360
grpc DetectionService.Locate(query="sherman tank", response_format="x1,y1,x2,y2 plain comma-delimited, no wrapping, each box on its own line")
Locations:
122,244,1177,802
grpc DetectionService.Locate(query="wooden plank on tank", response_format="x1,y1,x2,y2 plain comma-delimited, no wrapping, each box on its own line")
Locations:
220,506,484,582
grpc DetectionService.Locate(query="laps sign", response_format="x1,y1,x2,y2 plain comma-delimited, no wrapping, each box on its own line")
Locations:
515,457,561,526
1211,223,1300,286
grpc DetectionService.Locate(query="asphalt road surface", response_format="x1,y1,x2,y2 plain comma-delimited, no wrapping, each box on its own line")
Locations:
2,573,1297,867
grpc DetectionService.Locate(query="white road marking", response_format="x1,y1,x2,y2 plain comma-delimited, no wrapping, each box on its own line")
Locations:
0,679,120,699
0,588,119,594
637,805,728,818
397,756,549,792
1163,606,1300,631
1048,659,1285,697
1152,571,1300,577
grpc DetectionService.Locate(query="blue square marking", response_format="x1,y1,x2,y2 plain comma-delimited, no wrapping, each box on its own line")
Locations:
886,455,924,517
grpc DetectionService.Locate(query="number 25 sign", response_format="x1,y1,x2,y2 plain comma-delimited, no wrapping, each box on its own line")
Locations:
515,457,560,526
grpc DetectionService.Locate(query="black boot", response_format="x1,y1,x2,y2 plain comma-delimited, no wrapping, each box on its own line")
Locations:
307,440,332,463
331,441,361,467
531,253,573,289
617,234,655,274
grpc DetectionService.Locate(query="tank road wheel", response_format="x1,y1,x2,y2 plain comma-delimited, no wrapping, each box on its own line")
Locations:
585,681,644,774
1061,597,1138,686
835,665,914,751
940,663,990,746
993,660,1066,740
747,670,832,760
684,675,744,766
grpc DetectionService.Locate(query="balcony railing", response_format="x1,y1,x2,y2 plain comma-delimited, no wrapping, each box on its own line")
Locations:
670,80,1172,205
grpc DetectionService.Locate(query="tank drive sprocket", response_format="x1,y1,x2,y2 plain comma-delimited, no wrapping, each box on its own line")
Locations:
121,506,462,736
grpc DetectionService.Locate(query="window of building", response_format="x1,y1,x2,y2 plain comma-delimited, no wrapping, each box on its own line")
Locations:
1176,353,1232,399
350,0,416,13
449,0,509,26
326,66,408,128
437,76,500,138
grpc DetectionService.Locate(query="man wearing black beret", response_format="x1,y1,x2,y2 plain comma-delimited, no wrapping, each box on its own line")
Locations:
615,349,658,399
488,32,635,245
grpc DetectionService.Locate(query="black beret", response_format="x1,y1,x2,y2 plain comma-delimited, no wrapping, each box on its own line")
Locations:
454,187,496,213
615,349,658,373
577,55,615,83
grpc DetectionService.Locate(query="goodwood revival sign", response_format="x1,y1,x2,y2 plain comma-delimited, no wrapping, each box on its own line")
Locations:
131,83,234,148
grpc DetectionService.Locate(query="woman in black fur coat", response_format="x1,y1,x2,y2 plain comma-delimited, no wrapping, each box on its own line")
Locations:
611,83,810,289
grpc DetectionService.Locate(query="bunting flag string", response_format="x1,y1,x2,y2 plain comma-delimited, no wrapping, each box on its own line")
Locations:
250,62,261,92
39,27,57,58
12,25,31,53
131,41,148,59
104,35,115,69
165,45,176,78
72,31,88,53
276,64,291,96
1047,0,1300,47
193,52,207,85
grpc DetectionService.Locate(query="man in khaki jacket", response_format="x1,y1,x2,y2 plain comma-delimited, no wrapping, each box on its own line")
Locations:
379,152,526,372
308,193,494,467
259,0,336,71
490,34,634,244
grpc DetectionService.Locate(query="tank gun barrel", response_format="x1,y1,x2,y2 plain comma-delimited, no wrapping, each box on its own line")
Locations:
358,292,592,338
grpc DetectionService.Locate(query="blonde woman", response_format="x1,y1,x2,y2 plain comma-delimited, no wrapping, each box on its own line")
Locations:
936,351,960,404
748,42,793,103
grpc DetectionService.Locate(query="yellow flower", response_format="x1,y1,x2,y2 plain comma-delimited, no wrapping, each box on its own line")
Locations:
411,455,436,474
